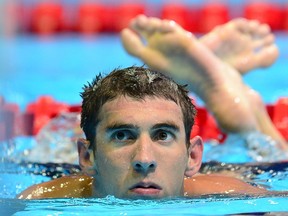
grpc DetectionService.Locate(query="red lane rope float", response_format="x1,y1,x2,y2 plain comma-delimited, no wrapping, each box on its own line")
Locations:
0,96,19,141
272,98,288,140
25,96,70,135
109,3,146,32
161,3,192,32
283,5,288,31
30,2,65,35
244,2,283,31
197,2,230,33
76,3,107,35
17,2,288,35
1,96,288,142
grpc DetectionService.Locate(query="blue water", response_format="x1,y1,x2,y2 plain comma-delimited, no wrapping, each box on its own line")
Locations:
0,34,142,110
1,196,288,215
0,33,287,110
1,131,288,214
1,158,288,215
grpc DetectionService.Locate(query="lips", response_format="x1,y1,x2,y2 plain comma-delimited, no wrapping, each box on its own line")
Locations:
129,182,162,196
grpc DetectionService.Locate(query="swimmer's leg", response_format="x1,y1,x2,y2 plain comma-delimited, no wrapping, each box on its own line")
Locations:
245,87,287,149
200,18,279,74
121,15,287,149
121,15,259,132
199,18,285,147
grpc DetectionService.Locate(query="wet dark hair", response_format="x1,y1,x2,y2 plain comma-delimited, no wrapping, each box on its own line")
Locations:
80,66,196,150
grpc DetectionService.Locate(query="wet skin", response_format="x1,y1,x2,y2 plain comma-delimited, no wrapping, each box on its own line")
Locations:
16,97,269,200
84,96,202,199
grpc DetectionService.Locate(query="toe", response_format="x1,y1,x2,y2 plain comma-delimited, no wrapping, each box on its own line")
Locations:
121,28,144,57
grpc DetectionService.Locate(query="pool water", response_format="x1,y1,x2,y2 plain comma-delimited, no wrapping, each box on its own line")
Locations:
2,195,288,215
0,33,287,109
1,129,288,215
1,157,288,215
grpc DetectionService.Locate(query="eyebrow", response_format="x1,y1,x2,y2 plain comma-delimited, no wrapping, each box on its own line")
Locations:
151,123,180,132
105,122,180,133
106,123,139,133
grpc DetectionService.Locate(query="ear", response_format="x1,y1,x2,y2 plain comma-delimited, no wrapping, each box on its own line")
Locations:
184,136,203,177
77,138,96,175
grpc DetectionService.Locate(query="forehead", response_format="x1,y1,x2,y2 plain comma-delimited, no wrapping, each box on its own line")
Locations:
97,96,184,126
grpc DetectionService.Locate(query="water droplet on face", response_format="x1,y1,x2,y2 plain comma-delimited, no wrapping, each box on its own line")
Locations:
234,97,240,103
104,158,108,164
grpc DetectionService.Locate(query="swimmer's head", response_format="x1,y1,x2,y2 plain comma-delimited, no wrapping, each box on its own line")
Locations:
80,66,196,149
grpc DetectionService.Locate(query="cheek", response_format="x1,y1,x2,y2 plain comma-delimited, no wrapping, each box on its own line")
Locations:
168,149,189,174
95,147,132,175
162,150,188,195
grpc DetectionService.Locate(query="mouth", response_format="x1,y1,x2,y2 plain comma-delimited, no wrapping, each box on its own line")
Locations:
129,182,162,196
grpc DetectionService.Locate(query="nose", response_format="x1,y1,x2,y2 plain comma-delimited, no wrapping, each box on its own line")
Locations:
132,136,157,174
132,160,157,173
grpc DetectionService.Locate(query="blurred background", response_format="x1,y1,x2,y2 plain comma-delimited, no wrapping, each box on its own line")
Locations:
0,0,288,141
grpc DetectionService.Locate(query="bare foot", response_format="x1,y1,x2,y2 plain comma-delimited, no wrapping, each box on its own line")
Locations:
121,15,287,148
200,18,279,74
121,15,259,133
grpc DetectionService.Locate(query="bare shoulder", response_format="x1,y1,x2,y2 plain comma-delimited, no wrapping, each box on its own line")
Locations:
184,173,267,196
16,175,93,199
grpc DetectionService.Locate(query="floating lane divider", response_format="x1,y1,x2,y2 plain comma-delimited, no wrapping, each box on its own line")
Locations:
9,1,288,36
1,95,288,143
